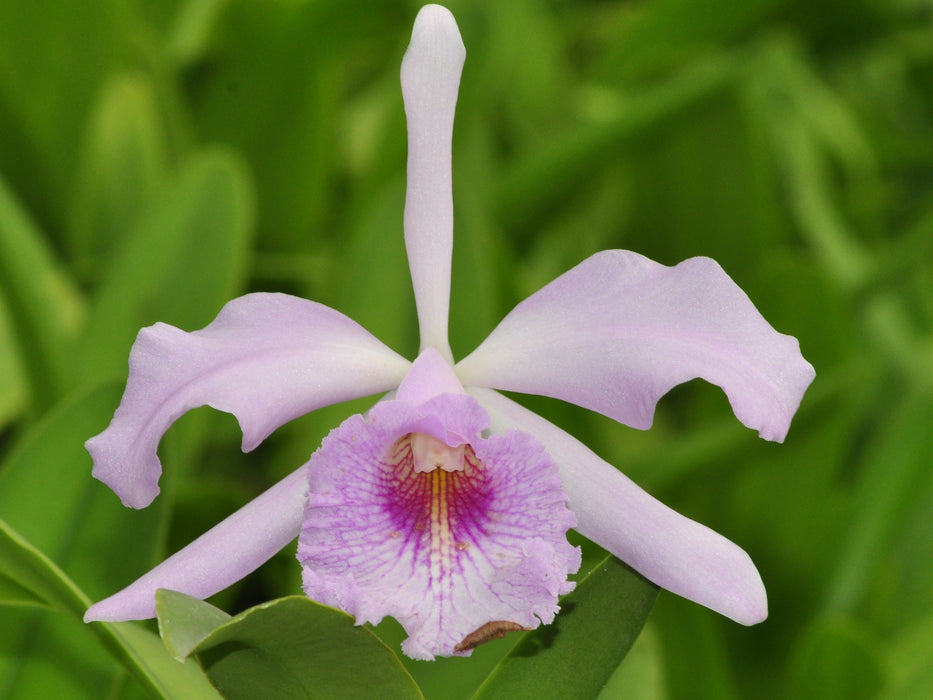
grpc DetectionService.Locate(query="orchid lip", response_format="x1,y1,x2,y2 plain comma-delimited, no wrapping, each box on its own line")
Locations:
298,389,580,659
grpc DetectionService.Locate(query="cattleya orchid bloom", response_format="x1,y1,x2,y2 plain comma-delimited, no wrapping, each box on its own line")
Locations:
84,5,814,660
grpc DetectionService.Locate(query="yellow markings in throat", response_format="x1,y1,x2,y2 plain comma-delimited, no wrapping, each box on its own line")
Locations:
388,433,481,585
429,467,453,586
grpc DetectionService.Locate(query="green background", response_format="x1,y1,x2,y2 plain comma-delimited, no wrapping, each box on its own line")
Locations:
2,0,932,697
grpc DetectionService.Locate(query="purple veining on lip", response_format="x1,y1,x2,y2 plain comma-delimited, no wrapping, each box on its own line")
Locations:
298,391,580,660
381,436,494,554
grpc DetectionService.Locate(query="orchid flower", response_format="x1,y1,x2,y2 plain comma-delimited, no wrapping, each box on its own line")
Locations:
83,4,814,660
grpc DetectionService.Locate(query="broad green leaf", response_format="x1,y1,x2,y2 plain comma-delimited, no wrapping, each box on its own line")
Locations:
159,594,423,700
0,522,218,698
0,173,84,406
76,146,254,385
0,574,45,608
156,589,232,661
69,70,169,267
94,621,222,700
473,555,658,699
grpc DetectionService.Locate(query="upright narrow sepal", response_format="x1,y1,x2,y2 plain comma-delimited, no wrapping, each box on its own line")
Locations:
401,5,465,362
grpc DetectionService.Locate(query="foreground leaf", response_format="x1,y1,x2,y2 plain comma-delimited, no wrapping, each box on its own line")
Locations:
0,519,87,615
158,592,424,699
0,519,218,698
97,621,222,700
472,555,658,699
0,383,217,697
156,589,232,661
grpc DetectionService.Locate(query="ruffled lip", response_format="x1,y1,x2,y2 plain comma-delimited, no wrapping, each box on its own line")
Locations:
298,390,580,659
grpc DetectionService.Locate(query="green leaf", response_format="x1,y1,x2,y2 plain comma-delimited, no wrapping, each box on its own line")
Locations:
156,589,232,661
158,593,424,699
93,621,222,700
0,574,45,608
648,592,741,699
0,519,89,616
0,521,218,698
596,624,668,699
472,555,658,699
0,382,188,696
69,70,169,267
0,610,126,700
0,172,84,406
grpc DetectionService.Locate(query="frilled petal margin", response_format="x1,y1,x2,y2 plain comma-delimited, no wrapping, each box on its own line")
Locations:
470,388,767,625
457,251,815,442
298,392,580,660
86,292,410,508
84,465,308,622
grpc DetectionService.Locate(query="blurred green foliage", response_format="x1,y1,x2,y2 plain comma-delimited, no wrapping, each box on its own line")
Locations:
1,0,933,697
